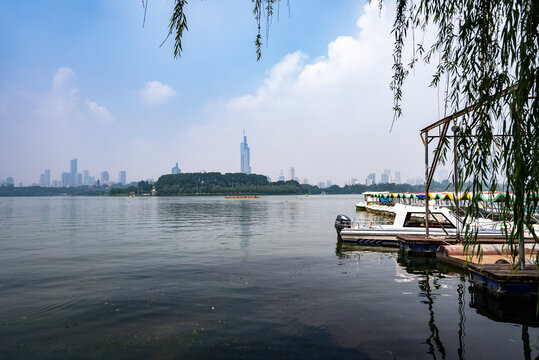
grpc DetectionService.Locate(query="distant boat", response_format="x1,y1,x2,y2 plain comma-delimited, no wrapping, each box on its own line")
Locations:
224,195,260,199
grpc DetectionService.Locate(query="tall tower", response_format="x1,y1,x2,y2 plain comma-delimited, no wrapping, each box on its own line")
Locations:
240,130,251,174
70,158,77,186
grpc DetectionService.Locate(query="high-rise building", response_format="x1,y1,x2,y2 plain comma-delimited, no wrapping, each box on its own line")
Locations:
240,131,251,174
100,171,110,184
61,172,71,187
70,159,77,186
171,162,181,174
381,169,392,184
118,171,127,185
44,169,50,186
366,173,376,185
288,167,295,181
83,170,89,185
39,169,51,187
394,171,401,184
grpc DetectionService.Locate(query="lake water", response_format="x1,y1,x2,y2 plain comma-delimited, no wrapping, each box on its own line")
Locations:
0,195,538,359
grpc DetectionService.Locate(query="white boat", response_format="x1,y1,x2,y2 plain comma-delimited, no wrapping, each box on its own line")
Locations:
335,203,531,247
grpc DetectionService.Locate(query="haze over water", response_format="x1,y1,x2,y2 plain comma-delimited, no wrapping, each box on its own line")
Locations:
1,195,537,359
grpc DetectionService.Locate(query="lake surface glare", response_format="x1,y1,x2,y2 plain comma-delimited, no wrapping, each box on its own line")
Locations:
0,195,538,359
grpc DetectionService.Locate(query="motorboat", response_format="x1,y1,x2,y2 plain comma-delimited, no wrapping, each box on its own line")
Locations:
335,203,532,247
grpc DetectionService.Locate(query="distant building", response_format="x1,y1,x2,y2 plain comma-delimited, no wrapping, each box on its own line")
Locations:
61,172,71,187
83,170,90,186
171,162,181,174
77,173,82,187
326,180,333,187
317,181,326,188
288,167,295,181
70,159,77,186
302,179,309,185
366,173,376,185
118,171,127,185
39,169,51,187
380,169,392,184
6,177,14,186
394,171,401,184
240,131,251,174
278,170,285,181
100,171,110,184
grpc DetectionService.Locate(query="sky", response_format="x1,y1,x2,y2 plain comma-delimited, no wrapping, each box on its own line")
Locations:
0,0,449,186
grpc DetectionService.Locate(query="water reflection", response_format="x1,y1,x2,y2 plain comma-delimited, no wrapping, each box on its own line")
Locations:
397,250,539,359
469,285,539,326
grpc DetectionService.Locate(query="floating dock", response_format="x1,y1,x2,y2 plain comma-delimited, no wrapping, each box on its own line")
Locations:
397,235,458,255
469,263,539,299
435,243,539,299
398,235,537,256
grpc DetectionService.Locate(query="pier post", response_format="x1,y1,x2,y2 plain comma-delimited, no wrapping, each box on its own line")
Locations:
452,126,460,240
425,131,430,237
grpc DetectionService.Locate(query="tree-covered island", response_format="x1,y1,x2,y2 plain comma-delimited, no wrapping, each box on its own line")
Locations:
154,172,303,196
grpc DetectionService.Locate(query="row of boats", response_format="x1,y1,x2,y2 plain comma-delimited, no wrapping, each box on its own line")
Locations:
335,192,538,247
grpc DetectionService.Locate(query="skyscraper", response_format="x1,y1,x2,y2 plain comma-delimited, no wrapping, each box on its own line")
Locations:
240,131,251,174
39,169,51,187
70,159,77,186
171,162,181,174
118,171,126,185
288,167,295,181
44,169,50,187
61,172,71,187
100,171,110,184
394,171,401,184
366,173,376,185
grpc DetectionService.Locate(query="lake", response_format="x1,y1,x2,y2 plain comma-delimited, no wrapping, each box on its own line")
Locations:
0,195,537,359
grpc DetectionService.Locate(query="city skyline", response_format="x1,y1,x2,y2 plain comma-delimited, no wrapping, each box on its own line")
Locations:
2,1,450,186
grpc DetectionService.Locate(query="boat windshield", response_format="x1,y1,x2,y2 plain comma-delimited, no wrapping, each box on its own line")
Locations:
403,212,456,228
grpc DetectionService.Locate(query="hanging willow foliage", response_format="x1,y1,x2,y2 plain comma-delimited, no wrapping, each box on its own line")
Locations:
391,0,539,269
163,0,538,267
164,0,287,60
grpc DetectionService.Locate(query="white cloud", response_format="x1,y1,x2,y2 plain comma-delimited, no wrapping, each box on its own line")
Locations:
140,81,176,105
36,67,114,124
86,100,114,123
52,67,77,94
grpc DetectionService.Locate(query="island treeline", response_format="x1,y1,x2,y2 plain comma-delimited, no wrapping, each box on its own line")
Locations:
0,185,106,197
155,173,302,195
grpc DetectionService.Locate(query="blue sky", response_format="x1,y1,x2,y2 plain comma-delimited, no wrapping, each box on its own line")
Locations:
0,0,445,186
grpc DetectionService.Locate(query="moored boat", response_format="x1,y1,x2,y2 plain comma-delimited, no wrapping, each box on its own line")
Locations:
335,203,533,247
